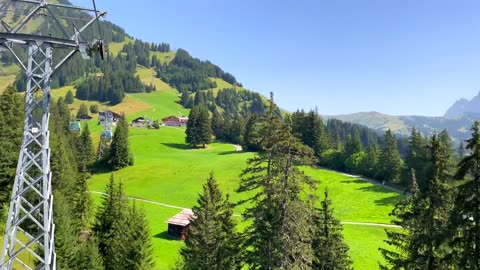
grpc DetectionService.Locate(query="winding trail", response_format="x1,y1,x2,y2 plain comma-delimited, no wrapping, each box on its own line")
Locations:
89,191,401,228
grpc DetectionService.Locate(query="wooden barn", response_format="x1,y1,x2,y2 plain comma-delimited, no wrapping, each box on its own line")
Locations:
166,209,195,240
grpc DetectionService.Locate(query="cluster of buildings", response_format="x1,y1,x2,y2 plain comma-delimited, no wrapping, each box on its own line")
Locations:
76,110,189,128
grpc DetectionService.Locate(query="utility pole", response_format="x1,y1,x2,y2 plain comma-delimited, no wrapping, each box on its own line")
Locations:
0,1,105,269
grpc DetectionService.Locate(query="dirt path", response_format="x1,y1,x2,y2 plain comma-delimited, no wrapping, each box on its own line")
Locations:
339,172,406,194
89,191,401,228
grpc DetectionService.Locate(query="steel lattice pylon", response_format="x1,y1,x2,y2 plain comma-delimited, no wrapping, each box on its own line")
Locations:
1,42,55,270
0,1,105,269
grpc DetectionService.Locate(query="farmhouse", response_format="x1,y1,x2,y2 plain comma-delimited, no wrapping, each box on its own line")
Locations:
166,209,195,240
99,110,121,122
162,116,188,127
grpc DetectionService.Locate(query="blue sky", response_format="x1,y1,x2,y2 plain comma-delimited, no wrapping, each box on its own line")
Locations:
73,0,480,116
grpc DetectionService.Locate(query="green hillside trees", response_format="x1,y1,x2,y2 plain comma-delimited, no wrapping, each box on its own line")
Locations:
186,106,211,148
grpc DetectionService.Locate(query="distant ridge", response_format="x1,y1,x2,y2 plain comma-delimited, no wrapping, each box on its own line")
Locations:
444,91,480,119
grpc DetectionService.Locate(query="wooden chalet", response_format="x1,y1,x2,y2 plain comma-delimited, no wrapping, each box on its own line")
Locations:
98,110,121,122
166,209,195,240
162,116,188,127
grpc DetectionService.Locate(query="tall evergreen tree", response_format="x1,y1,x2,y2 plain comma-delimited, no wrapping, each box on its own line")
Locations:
405,127,428,187
122,201,155,270
379,129,403,182
94,175,129,270
211,110,224,139
0,85,23,206
65,90,74,104
77,103,89,118
76,123,95,173
181,173,242,270
449,121,480,268
186,106,211,148
237,94,317,269
109,114,134,170
312,189,352,270
72,173,93,232
381,134,453,269
74,237,104,270
344,134,362,158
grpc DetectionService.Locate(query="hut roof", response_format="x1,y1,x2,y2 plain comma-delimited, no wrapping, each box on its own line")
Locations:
166,209,195,226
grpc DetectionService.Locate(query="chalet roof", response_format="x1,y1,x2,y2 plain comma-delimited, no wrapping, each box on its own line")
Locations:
166,209,195,226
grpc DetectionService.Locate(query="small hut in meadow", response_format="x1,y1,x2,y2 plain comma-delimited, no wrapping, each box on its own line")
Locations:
166,209,195,240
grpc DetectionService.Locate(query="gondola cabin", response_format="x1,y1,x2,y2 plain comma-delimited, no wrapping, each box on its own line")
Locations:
166,209,195,240
69,122,81,134
100,130,113,142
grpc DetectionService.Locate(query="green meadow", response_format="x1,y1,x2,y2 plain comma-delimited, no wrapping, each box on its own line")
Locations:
49,65,403,269
88,126,403,269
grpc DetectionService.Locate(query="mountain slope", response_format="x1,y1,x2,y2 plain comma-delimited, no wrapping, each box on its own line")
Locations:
445,91,480,118
325,111,479,142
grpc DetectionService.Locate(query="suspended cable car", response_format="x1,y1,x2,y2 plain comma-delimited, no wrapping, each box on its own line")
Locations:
69,122,81,134
100,130,113,142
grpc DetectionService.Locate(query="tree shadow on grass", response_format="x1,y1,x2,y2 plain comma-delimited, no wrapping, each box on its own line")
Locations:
153,231,180,241
340,179,405,206
161,143,191,150
218,150,242,156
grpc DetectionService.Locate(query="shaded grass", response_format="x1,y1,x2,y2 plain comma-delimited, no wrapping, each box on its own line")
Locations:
128,90,189,121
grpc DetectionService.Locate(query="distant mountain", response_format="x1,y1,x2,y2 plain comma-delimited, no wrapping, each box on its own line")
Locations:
324,111,479,143
445,91,480,118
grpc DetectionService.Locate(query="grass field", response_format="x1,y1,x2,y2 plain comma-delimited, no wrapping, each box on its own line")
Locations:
87,125,402,269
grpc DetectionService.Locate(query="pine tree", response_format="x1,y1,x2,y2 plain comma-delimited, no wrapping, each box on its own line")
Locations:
186,106,211,148
381,134,453,269
74,237,104,270
77,102,89,118
72,173,93,232
76,123,94,173
211,110,224,139
379,129,403,182
65,90,74,104
122,201,155,270
406,127,427,187
181,173,242,270
344,134,362,158
94,175,129,270
54,191,79,270
380,169,421,269
109,114,134,170
313,189,352,270
0,85,23,205
237,93,317,269
449,121,480,268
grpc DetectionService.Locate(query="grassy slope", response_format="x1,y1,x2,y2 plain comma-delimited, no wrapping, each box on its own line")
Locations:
88,123,401,269
0,64,20,93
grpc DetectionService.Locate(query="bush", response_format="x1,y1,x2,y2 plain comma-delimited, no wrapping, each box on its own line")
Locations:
90,104,99,114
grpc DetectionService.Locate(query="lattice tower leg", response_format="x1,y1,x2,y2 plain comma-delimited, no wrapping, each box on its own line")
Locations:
0,42,56,270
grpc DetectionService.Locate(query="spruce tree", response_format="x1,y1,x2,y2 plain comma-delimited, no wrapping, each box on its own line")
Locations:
380,169,421,269
186,105,211,148
237,93,317,269
381,134,453,269
122,201,155,270
449,121,480,268
109,114,133,170
379,129,403,182
181,173,241,270
94,175,129,270
74,237,104,270
76,123,94,173
77,102,89,118
65,90,74,104
406,127,428,187
313,189,352,270
72,173,93,232
0,85,23,205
